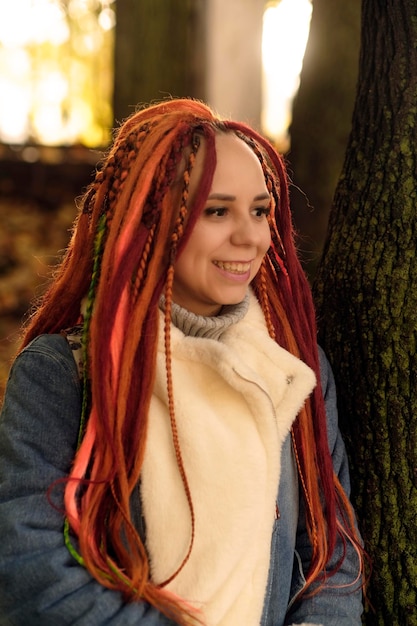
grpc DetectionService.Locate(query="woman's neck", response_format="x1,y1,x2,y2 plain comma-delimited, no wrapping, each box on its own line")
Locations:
160,294,250,340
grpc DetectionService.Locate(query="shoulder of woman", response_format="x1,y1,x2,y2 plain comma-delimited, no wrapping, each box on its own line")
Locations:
18,333,81,386
317,345,338,412
316,345,341,450
2,333,82,468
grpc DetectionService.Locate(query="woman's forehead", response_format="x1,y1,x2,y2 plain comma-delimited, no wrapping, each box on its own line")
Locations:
189,132,265,190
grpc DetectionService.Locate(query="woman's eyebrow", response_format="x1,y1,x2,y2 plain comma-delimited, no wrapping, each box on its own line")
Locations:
254,193,271,201
206,193,271,201
207,193,235,201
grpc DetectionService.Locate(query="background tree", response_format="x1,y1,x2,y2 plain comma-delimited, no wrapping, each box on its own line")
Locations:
288,0,361,281
314,1,417,624
113,0,205,123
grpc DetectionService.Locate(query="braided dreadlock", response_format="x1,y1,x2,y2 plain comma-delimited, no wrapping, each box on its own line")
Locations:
20,98,363,623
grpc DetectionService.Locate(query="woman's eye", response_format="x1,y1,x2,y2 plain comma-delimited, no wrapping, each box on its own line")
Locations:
252,207,271,218
204,207,228,217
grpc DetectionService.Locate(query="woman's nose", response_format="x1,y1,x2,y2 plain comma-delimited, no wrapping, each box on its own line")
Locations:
230,216,258,246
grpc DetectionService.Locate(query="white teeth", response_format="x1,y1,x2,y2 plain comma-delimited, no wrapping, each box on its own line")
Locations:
214,261,250,273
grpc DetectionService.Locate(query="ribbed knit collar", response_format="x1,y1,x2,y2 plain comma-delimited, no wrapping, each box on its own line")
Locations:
160,293,250,340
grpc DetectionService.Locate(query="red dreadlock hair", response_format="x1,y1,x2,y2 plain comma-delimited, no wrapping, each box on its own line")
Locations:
21,98,363,624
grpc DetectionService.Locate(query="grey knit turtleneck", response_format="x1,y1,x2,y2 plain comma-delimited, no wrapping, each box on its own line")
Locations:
160,293,250,340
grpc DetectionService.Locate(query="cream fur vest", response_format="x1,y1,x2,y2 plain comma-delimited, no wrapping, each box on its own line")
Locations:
140,294,316,625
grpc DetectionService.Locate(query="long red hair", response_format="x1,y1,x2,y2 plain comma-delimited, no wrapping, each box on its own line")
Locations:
22,98,362,623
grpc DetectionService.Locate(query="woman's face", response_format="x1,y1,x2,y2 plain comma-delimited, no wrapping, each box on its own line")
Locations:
172,133,271,316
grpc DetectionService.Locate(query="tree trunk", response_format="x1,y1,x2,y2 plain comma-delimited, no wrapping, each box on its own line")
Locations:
113,0,205,123
314,2,417,624
288,0,361,281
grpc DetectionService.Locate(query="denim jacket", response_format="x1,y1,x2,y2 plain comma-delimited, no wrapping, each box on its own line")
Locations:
0,334,362,625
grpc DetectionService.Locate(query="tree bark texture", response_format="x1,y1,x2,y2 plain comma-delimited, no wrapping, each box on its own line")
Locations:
113,0,205,124
314,2,417,624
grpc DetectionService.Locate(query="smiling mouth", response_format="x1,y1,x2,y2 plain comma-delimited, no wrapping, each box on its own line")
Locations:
213,261,251,274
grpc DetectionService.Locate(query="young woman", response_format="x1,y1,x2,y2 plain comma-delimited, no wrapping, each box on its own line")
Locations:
0,99,363,625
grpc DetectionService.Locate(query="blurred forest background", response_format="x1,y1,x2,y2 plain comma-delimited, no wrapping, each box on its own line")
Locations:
0,0,360,396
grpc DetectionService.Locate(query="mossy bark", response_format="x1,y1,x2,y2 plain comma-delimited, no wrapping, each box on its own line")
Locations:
314,2,417,624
